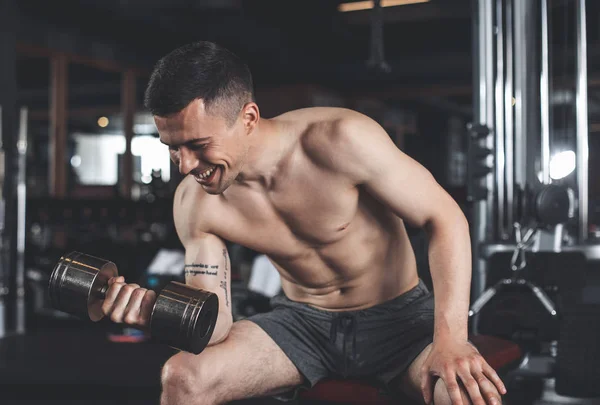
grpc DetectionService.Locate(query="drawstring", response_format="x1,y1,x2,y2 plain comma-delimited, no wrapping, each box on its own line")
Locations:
329,314,358,375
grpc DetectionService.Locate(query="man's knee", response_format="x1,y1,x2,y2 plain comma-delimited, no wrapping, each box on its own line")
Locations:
161,353,220,405
433,378,472,405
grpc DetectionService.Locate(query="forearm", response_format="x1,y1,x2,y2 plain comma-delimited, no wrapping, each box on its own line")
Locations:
425,210,472,343
208,310,233,346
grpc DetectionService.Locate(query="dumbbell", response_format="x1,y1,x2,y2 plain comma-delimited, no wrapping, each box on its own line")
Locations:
48,251,218,354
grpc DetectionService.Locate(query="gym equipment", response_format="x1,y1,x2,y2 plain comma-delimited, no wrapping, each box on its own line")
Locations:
471,183,575,341
48,251,218,354
535,184,575,227
469,222,558,344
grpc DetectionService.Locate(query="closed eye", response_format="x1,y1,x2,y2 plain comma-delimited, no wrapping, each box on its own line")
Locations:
189,143,208,151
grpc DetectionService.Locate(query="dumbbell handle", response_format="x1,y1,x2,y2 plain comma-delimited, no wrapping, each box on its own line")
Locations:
99,284,108,296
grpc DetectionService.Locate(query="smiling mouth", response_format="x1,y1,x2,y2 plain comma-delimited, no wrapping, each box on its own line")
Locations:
198,165,216,179
194,165,219,185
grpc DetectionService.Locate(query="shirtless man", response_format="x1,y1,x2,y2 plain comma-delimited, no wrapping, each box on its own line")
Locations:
101,41,506,405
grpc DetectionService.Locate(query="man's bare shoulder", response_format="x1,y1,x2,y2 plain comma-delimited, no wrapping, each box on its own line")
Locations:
173,175,213,240
174,175,208,208
287,107,387,176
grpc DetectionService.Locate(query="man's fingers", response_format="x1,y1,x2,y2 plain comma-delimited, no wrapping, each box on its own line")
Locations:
108,283,140,323
139,290,157,326
108,276,125,286
442,374,465,405
474,371,503,405
124,287,148,325
102,280,125,316
482,363,507,395
457,369,485,405
420,368,434,405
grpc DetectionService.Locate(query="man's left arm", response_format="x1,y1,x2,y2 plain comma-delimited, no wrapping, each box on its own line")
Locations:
325,115,506,405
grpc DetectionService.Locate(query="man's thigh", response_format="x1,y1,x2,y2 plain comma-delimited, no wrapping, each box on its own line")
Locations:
164,320,304,402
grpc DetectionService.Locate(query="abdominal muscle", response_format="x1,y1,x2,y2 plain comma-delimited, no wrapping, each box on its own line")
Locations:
269,224,421,312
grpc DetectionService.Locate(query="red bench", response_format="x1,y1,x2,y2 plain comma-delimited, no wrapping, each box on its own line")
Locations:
298,335,522,404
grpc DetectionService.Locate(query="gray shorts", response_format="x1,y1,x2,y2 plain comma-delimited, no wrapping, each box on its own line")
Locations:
247,279,435,400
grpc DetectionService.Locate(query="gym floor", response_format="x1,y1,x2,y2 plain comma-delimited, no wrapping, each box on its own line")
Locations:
1,319,599,405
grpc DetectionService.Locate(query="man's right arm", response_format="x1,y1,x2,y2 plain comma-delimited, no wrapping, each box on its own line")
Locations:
182,233,233,346
173,179,233,346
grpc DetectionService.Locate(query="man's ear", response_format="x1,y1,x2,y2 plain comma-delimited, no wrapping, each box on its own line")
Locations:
241,102,260,134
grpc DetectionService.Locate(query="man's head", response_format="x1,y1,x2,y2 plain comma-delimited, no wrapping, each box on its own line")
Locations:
145,41,258,194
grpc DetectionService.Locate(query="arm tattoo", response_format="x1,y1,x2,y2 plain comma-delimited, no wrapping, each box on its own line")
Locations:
184,263,218,276
219,249,230,307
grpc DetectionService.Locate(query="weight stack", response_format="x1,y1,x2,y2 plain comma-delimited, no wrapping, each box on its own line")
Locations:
555,302,600,397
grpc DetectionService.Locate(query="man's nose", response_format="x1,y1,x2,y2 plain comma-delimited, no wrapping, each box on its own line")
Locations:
178,149,199,175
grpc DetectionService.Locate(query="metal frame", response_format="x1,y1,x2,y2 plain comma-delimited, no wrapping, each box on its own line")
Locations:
495,0,507,239
0,105,4,339
472,0,496,302
15,108,27,334
513,0,527,189
504,0,514,234
540,0,551,185
576,0,589,242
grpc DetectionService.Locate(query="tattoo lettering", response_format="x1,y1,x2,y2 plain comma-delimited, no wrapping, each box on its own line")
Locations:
185,263,219,269
184,263,218,276
220,249,230,307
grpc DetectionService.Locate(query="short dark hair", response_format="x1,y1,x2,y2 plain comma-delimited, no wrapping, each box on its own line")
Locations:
144,41,255,125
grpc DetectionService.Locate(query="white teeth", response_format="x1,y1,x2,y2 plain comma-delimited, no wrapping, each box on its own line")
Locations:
199,166,216,180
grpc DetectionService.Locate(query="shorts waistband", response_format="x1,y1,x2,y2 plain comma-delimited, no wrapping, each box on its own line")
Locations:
270,278,430,319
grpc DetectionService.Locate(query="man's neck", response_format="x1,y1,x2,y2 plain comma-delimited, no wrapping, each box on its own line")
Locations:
235,118,292,189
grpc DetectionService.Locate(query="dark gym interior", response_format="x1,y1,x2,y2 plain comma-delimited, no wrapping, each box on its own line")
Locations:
2,0,600,404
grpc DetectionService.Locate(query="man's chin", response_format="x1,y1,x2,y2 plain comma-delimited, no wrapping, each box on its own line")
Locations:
201,186,223,195
200,180,232,195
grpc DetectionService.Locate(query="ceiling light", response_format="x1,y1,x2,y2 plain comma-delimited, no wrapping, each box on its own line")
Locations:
97,116,109,128
338,0,430,13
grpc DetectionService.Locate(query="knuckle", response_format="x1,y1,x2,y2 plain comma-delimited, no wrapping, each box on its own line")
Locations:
466,379,479,391
487,394,500,405
446,381,459,392
101,301,111,313
124,313,138,324
147,290,157,300
139,314,150,326
476,375,488,385
107,284,121,296
122,285,136,294
101,306,110,317
443,364,455,374
109,313,122,323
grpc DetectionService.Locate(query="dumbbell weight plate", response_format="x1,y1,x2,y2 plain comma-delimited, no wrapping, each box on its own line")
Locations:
48,251,118,322
151,281,219,354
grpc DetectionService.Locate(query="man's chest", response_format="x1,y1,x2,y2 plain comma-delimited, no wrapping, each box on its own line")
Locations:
208,178,361,256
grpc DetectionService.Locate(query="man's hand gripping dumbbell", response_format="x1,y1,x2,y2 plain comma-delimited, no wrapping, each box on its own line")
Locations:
48,251,219,354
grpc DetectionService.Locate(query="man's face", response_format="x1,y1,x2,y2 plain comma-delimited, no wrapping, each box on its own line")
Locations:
155,99,249,194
